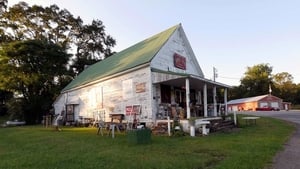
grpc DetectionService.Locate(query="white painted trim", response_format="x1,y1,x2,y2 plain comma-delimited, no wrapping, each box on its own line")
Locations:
185,78,190,119
224,88,228,115
213,86,217,116
203,84,208,117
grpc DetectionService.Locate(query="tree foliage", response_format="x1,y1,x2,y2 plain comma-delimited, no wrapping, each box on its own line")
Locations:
0,40,70,93
0,1,116,123
1,2,75,43
0,89,12,116
0,40,71,123
72,19,116,74
229,63,300,105
240,63,272,97
0,1,115,73
295,85,300,104
273,72,298,103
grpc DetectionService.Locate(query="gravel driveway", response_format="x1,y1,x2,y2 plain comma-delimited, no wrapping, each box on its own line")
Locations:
239,110,300,169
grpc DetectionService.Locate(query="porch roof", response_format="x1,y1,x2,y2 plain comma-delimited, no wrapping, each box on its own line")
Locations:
152,68,232,90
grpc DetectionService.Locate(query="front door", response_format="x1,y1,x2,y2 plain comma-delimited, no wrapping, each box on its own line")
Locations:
161,84,171,103
66,104,75,122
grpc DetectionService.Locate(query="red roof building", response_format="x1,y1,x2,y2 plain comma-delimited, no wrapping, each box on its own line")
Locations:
227,94,291,112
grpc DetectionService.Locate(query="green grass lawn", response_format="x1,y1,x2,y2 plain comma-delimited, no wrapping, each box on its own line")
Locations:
0,115,295,169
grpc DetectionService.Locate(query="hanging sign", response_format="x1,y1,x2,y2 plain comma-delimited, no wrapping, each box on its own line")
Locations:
173,53,186,70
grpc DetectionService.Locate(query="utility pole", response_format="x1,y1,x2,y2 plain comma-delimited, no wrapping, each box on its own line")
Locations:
269,84,272,95
213,67,218,82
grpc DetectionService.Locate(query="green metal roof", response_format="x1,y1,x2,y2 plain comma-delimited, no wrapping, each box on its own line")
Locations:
62,24,179,92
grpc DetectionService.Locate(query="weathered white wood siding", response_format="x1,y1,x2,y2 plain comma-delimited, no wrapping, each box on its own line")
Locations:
152,72,185,84
53,94,66,116
150,27,204,77
53,25,212,125
54,67,153,123
150,27,205,121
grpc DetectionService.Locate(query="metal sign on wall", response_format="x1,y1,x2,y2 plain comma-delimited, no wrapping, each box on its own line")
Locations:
125,105,141,115
136,82,146,93
173,53,186,70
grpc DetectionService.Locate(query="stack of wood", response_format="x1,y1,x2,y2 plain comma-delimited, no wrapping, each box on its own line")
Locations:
151,122,168,135
209,119,235,132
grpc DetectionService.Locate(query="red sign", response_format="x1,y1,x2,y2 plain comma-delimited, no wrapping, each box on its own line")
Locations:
174,53,186,70
125,105,141,115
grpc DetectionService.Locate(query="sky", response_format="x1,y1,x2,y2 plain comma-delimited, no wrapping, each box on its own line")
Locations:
8,0,300,86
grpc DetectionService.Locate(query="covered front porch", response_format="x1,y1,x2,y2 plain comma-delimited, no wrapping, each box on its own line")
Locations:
152,70,231,121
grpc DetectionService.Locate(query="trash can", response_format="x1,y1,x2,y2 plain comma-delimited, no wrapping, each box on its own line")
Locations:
127,128,151,144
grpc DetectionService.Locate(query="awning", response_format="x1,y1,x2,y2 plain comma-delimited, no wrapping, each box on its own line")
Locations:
151,68,232,90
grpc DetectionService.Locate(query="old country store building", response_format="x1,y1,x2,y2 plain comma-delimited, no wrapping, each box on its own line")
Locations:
53,24,231,128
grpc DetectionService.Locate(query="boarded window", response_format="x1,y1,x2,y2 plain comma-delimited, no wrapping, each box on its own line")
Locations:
122,79,133,99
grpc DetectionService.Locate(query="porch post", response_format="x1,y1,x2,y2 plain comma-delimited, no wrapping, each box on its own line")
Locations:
213,86,217,116
186,78,191,119
198,91,202,104
203,84,208,117
224,88,228,115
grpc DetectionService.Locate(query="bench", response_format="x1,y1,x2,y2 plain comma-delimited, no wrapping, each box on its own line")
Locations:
242,116,260,125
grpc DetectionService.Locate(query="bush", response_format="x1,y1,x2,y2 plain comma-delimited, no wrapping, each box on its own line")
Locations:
0,105,7,116
291,104,300,110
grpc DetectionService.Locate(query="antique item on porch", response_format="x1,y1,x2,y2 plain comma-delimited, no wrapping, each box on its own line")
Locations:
195,120,210,136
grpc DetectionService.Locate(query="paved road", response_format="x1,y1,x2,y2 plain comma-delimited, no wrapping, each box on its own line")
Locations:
240,110,300,169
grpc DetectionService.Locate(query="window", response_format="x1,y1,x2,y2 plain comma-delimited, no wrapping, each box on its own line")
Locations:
66,105,75,122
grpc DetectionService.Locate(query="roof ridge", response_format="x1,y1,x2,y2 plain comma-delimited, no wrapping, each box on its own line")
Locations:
228,94,270,104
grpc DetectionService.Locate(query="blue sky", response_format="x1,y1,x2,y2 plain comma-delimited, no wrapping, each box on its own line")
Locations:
8,0,300,86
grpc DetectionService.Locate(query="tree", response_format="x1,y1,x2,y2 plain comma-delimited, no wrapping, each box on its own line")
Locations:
72,19,116,74
0,1,116,123
0,1,115,73
0,40,70,124
273,72,297,104
240,63,273,97
0,89,12,116
228,86,247,100
229,64,300,106
273,72,294,85
1,2,75,44
295,84,300,104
